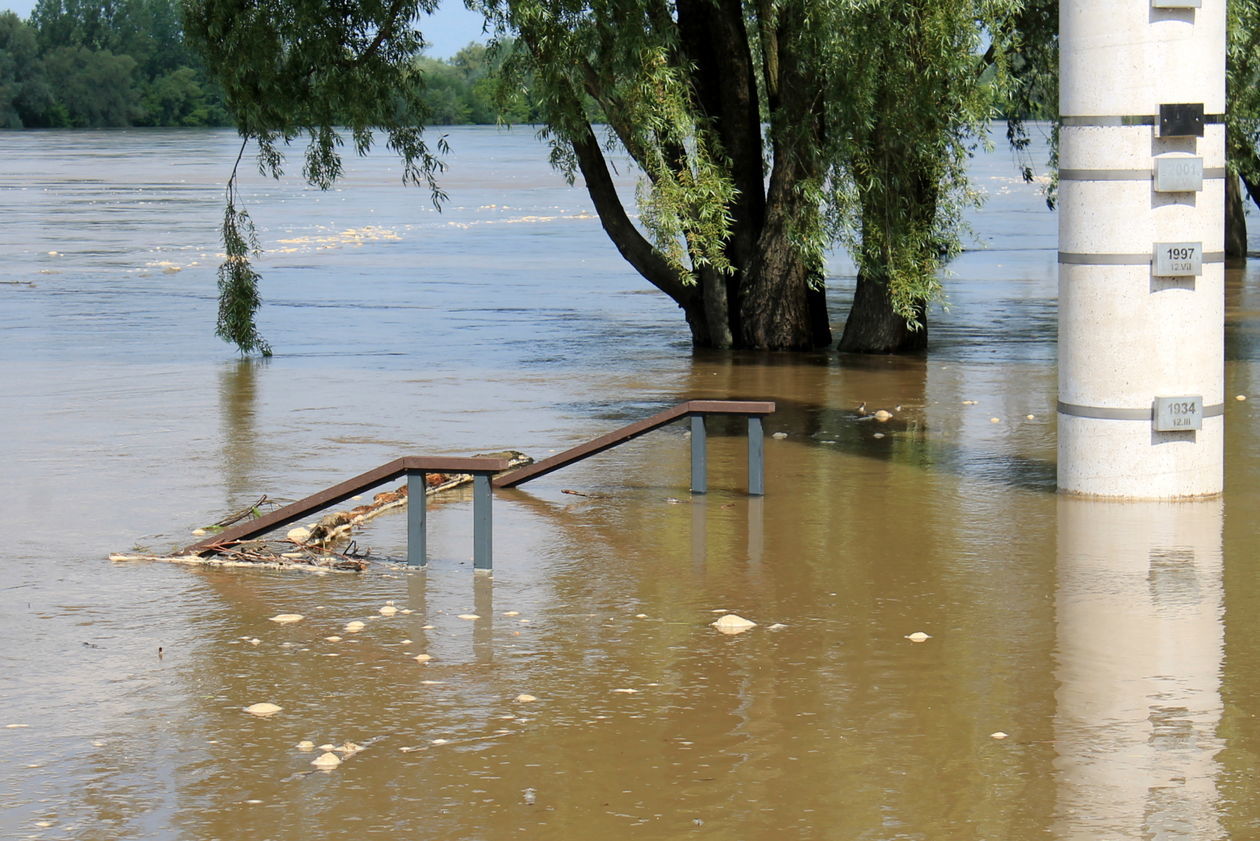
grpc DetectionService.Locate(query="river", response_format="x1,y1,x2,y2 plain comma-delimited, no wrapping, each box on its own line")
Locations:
1,126,1259,840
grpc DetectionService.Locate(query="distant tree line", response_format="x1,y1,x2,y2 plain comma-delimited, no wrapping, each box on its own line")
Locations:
0,0,519,129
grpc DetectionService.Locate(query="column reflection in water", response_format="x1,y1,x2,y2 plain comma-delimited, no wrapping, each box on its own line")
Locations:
1055,498,1224,840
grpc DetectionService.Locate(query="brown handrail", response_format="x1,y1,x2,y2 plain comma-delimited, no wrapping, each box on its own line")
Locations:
181,455,508,557
493,400,774,489
179,398,773,567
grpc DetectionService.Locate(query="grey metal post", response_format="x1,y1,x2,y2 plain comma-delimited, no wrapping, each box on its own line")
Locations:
473,473,493,573
407,471,427,566
747,415,764,496
690,414,707,494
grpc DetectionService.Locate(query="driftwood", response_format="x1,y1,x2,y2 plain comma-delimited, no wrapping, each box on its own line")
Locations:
110,450,532,571
295,450,532,547
109,543,369,572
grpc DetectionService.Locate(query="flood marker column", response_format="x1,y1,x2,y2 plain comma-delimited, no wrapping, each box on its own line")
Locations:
1058,0,1226,497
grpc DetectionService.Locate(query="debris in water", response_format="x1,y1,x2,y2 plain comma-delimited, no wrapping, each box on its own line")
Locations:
711,614,757,634
768,623,788,631
635,613,648,619
286,527,311,544
413,654,433,662
523,787,537,805
5,724,29,729
296,741,315,751
422,624,436,630
191,528,207,536
457,614,480,620
400,639,412,645
420,680,444,685
311,752,341,769
503,611,520,616
318,744,335,751
962,400,978,405
1026,414,1036,420
344,621,365,632
248,638,261,645
515,694,538,703
772,432,788,439
379,605,398,616
269,614,303,624
431,738,449,745
335,742,361,755
990,417,1000,424
905,632,931,642
873,409,893,422
325,636,342,642
873,433,885,439
990,731,1009,740
244,702,282,717
1236,394,1247,401
611,688,639,694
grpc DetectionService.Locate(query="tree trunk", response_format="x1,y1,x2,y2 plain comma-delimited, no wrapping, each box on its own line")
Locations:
1227,172,1248,261
697,265,734,348
838,272,927,354
738,245,827,350
805,278,832,348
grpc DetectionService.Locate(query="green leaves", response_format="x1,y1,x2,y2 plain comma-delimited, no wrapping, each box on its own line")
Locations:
215,144,271,357
184,0,452,354
1228,0,1260,194
823,0,1009,322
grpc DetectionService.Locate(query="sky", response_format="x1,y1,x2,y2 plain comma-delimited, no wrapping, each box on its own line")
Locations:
1,0,490,61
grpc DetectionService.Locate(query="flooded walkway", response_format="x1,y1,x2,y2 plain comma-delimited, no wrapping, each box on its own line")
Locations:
1,127,1259,840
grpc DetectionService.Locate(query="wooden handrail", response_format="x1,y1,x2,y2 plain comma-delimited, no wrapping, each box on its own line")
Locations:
493,400,774,488
179,398,772,564
181,455,509,557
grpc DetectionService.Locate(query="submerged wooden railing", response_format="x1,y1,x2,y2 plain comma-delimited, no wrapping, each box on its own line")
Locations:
494,400,775,495
180,456,508,571
180,399,774,573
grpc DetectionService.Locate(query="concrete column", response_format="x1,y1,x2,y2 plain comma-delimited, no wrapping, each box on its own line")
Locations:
1058,1,1226,497
1053,497,1224,839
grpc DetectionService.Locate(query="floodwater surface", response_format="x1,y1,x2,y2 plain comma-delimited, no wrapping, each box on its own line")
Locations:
2,127,1259,840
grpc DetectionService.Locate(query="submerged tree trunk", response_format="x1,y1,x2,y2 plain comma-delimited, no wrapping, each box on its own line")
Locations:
838,272,927,353
1227,172,1248,261
739,241,830,350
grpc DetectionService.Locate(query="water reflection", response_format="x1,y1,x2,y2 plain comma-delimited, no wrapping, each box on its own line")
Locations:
1054,498,1224,840
219,357,265,503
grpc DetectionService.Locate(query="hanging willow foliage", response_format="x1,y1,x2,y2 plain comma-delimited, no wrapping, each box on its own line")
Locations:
184,0,448,355
215,140,269,356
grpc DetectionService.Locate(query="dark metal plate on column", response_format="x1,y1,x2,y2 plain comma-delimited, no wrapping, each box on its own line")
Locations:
1159,103,1205,138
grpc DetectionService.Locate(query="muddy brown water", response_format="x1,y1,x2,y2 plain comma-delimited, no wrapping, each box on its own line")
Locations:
2,127,1259,840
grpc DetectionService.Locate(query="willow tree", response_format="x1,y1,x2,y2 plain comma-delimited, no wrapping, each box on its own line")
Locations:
1228,0,1260,257
185,0,1019,354
828,2,1019,351
476,0,1018,352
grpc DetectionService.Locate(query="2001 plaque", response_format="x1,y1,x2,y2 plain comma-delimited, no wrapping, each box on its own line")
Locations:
1154,156,1204,192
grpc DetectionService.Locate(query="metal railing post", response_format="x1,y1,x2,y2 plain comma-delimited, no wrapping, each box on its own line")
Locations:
473,473,493,573
690,414,708,494
407,471,428,566
747,415,764,496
